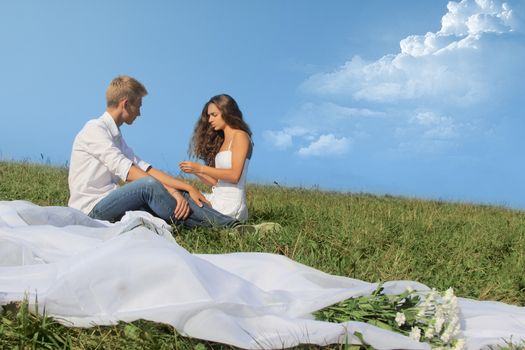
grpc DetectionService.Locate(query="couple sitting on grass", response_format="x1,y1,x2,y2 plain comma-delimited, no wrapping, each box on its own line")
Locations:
68,75,276,234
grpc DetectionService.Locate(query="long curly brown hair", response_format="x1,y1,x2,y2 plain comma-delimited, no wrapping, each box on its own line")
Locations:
189,94,252,167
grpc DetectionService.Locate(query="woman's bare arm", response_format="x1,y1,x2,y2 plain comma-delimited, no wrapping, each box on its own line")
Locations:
179,132,251,184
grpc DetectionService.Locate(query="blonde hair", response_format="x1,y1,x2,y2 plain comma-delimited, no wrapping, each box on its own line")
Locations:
106,75,148,108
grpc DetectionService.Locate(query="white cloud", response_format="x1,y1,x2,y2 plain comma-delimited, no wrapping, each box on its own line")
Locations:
303,51,488,105
411,112,458,139
318,102,385,118
289,102,384,125
275,0,524,160
440,0,517,36
400,32,458,57
423,125,458,139
302,0,524,106
297,134,352,157
412,111,446,126
263,130,292,150
391,111,460,154
262,102,383,152
263,127,313,150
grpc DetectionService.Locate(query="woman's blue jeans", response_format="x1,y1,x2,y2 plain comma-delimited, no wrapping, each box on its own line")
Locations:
88,176,238,228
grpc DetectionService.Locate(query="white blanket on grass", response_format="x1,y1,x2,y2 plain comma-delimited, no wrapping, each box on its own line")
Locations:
1,201,524,349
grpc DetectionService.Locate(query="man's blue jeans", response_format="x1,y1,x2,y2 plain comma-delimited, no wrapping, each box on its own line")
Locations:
88,177,238,228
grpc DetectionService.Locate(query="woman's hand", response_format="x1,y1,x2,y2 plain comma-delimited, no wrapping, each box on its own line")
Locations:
188,188,210,207
179,161,203,174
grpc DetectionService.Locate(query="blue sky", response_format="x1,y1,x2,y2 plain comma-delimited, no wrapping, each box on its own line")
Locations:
1,0,524,209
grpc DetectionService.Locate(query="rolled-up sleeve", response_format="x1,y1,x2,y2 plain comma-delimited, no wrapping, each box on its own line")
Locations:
82,124,133,181
121,138,151,172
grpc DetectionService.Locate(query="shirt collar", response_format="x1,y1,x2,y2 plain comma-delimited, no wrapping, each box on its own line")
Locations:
101,111,121,138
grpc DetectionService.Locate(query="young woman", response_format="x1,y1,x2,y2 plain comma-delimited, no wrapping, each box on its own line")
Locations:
179,94,253,221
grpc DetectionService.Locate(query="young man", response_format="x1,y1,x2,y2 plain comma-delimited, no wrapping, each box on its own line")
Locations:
68,75,237,228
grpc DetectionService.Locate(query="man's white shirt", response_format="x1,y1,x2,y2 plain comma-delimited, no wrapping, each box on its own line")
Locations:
68,112,150,214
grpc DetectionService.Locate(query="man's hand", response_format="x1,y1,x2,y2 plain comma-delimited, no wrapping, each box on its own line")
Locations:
179,161,203,174
188,188,210,208
169,190,191,220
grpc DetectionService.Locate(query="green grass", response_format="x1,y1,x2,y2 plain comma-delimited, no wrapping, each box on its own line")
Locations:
1,160,525,349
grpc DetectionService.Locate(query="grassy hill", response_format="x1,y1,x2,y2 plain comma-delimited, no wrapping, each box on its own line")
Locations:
1,160,524,349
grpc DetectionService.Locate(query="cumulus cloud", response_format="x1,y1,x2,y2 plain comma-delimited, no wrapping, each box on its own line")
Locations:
271,0,524,159
411,111,459,139
303,51,488,105
302,0,524,106
439,0,516,35
286,102,385,132
263,127,312,150
389,110,461,154
263,130,292,150
263,102,383,151
297,134,352,157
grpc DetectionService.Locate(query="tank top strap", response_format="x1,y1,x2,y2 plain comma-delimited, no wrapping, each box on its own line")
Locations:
228,131,242,150
227,132,253,159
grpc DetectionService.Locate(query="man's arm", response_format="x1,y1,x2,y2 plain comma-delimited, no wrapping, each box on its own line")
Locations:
125,165,192,219
83,123,135,182
127,166,209,208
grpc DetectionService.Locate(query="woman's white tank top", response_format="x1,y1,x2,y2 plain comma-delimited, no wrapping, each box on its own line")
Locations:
204,138,250,221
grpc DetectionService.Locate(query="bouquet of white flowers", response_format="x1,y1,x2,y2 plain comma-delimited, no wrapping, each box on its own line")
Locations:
314,284,464,349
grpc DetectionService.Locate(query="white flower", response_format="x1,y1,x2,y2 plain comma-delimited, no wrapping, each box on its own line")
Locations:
444,287,455,302
409,326,421,341
449,314,460,330
441,319,460,344
406,286,414,293
434,315,445,333
395,312,406,326
424,326,435,339
447,296,459,312
454,338,466,350
441,330,452,343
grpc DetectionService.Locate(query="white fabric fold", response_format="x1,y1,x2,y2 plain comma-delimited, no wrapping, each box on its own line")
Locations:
1,201,524,349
